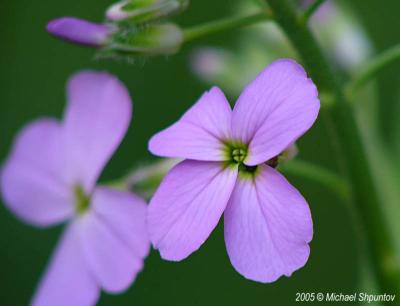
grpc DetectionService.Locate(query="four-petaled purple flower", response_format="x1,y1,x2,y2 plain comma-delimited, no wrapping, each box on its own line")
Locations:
0,71,150,306
147,59,320,282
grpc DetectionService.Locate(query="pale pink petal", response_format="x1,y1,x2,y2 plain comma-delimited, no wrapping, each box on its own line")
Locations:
231,59,320,165
31,222,99,306
149,87,232,161
148,160,237,261
79,188,148,293
224,165,313,283
92,187,150,259
1,119,73,227
63,71,132,193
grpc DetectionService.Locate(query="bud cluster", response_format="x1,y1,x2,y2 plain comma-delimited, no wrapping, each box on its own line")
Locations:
107,0,189,23
46,0,188,57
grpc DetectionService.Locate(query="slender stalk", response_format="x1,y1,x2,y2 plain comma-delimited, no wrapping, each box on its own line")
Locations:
107,158,347,199
347,43,400,95
183,10,272,43
280,160,349,199
301,0,327,23
265,0,400,297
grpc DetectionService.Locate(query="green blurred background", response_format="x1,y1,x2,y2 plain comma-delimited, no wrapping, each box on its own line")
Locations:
1,0,399,305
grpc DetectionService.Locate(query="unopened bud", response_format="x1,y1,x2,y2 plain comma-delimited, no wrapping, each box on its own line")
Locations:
106,0,189,23
47,17,116,47
280,143,299,163
191,48,229,81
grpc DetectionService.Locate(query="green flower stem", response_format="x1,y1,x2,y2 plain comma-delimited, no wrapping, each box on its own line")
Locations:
280,160,350,200
347,43,400,96
301,0,327,23
107,158,347,199
183,10,272,43
265,0,400,296
106,159,179,198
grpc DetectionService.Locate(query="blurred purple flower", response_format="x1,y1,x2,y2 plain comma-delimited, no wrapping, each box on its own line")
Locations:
1,71,150,306
190,48,227,80
147,59,320,282
47,17,116,47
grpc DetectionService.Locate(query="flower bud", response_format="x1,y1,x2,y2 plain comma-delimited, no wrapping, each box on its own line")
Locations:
190,48,228,82
111,23,183,55
47,17,117,47
280,143,299,163
106,0,189,23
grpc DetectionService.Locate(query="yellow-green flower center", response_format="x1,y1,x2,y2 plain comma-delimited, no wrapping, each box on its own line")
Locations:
224,141,259,179
231,148,247,163
74,185,90,215
224,141,248,165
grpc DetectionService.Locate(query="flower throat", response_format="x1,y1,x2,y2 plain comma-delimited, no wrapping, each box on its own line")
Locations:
74,185,90,215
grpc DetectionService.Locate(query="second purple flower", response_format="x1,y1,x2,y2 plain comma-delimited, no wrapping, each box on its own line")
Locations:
147,59,320,283
1,71,150,306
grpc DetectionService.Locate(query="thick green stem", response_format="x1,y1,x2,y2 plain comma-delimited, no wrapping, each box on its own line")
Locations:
183,10,272,43
347,43,400,96
265,0,400,297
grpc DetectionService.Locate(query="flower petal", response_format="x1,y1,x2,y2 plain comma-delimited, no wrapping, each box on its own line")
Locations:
92,187,150,259
149,87,232,161
79,187,148,293
148,160,237,261
63,71,132,193
224,165,313,283
31,222,99,306
231,59,320,165
1,119,73,227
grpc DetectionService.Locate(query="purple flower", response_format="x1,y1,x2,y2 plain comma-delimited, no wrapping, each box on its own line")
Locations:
1,71,150,305
47,17,116,47
147,59,320,282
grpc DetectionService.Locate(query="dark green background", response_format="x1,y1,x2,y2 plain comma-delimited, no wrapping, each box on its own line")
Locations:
1,0,399,305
